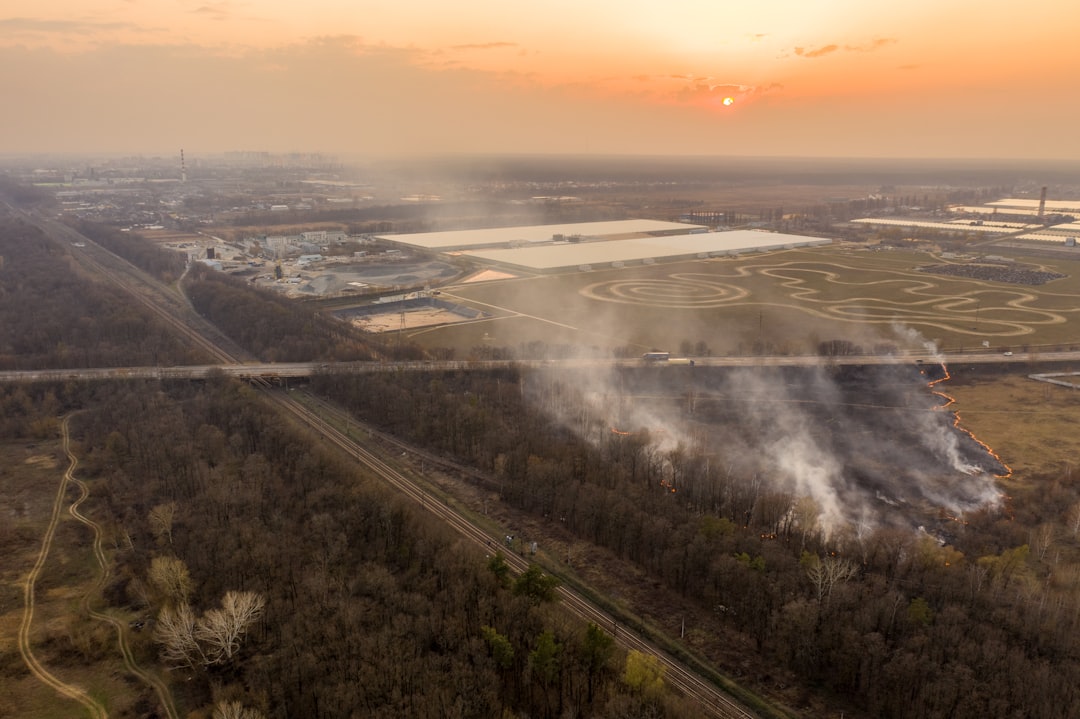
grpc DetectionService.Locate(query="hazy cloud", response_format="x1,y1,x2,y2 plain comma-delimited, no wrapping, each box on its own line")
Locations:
795,44,839,58
793,37,896,58
845,38,897,52
192,5,230,21
0,16,138,34
675,80,753,102
450,42,518,51
0,37,616,155
650,75,779,106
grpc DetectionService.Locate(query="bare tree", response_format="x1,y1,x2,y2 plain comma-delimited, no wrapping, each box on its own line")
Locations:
1031,523,1056,562
968,561,991,600
791,496,821,551
805,555,858,605
148,555,193,606
195,591,266,665
155,591,265,669
154,602,204,669
149,502,178,546
213,701,265,719
1065,501,1080,537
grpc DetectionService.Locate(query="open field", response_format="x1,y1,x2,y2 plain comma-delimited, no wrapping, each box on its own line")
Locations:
0,432,162,719
406,243,1080,356
946,370,1080,481
137,228,206,246
352,305,475,333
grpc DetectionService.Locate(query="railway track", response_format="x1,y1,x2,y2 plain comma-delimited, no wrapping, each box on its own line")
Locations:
20,210,248,365
269,390,760,719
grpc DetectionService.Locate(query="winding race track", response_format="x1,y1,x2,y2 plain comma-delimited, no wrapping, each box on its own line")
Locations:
581,257,1080,338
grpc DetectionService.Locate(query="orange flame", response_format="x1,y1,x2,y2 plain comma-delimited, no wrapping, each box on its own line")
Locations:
610,426,667,437
927,362,1013,480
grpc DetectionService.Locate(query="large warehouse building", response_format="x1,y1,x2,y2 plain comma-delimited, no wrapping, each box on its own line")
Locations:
376,220,830,274
462,230,831,273
376,219,708,252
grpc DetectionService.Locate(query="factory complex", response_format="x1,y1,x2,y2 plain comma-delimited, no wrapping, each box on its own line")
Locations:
851,193,1080,246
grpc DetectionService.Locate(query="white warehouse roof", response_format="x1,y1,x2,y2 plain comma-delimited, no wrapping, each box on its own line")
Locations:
460,230,831,273
377,219,708,251
986,199,1080,215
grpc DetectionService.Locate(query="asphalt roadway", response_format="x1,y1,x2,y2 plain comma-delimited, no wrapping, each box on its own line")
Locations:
0,349,1072,385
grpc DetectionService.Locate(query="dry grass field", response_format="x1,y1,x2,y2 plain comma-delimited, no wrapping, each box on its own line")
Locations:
0,437,152,719
946,371,1080,481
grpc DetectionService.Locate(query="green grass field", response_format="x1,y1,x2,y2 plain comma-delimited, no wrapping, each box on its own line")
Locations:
409,243,1080,357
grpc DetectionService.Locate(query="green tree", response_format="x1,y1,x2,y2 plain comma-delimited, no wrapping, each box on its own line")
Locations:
582,622,615,702
907,597,934,627
488,551,511,589
977,544,1031,590
622,650,666,696
529,630,561,686
481,625,515,670
513,564,560,605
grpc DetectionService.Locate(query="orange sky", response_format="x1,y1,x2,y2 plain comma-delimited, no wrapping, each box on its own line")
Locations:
1,1,1078,158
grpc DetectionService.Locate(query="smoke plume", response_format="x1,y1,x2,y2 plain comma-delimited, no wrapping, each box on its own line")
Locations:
526,356,1003,535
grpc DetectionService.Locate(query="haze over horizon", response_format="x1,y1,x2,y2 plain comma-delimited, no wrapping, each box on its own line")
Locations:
2,1,1079,160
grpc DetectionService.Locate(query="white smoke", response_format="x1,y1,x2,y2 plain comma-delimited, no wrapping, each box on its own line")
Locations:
524,345,1003,536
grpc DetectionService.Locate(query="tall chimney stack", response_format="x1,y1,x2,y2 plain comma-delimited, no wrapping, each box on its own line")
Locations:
1038,186,1047,220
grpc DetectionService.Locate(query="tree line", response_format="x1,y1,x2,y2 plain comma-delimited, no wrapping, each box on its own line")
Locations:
0,214,206,370
69,221,187,284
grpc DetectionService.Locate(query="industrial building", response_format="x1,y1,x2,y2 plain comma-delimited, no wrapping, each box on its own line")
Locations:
851,218,1037,234
376,219,708,252
375,220,830,274
459,230,831,273
985,198,1080,217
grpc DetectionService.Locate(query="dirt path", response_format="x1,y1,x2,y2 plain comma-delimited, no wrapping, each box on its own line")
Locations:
18,414,179,719
17,414,109,719
65,451,179,719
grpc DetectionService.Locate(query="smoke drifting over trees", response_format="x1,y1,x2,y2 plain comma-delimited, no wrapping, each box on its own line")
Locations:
534,360,1003,535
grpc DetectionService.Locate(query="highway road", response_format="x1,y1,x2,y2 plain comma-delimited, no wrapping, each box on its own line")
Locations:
0,349,1074,385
